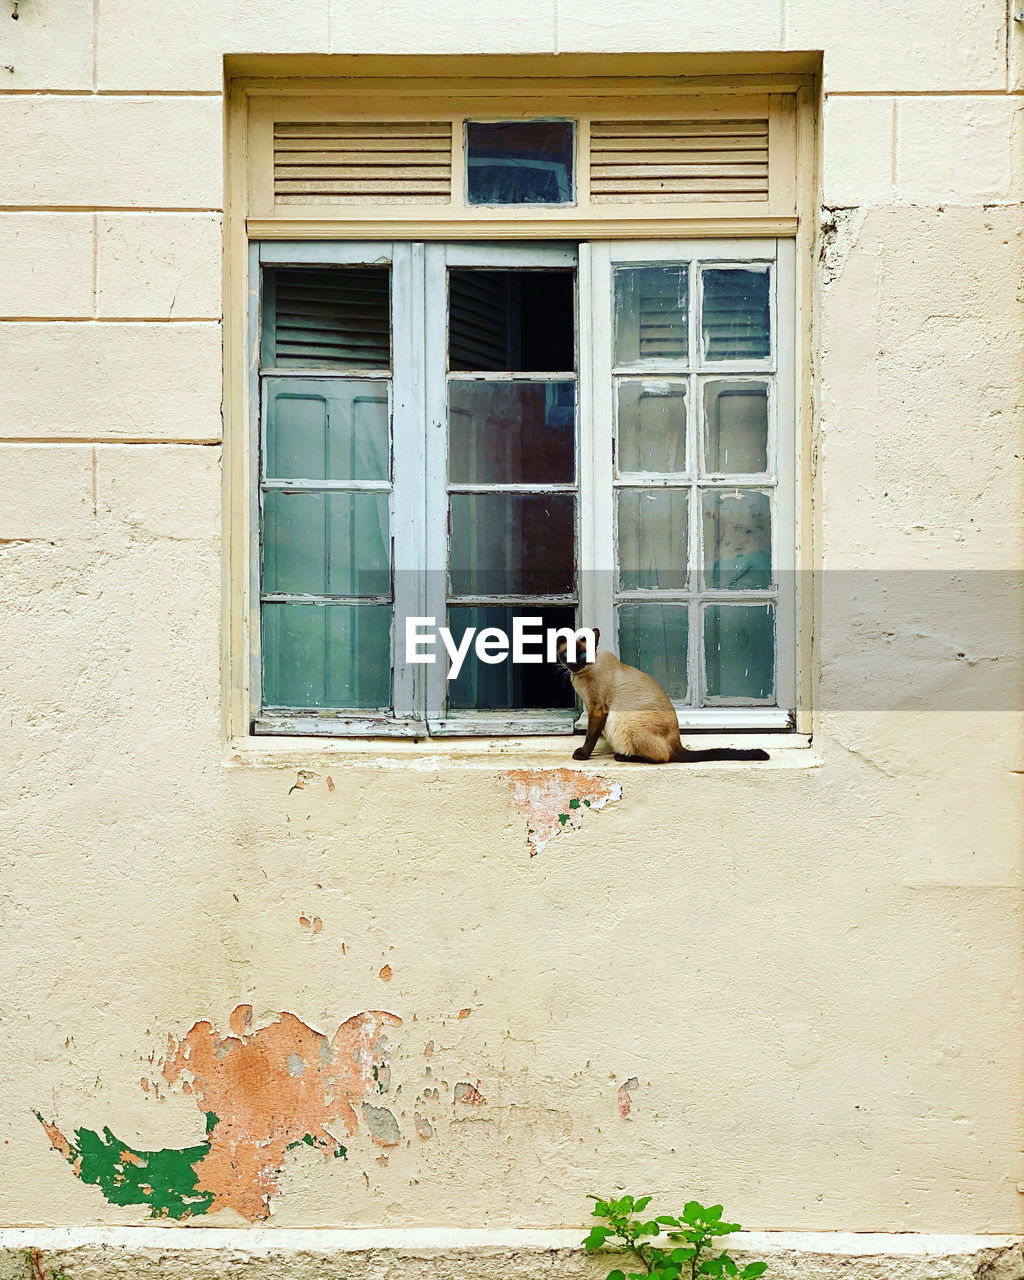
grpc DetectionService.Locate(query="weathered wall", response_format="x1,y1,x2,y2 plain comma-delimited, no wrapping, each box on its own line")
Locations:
0,0,1023,1250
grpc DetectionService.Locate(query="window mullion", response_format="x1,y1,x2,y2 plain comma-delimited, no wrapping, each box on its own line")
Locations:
392,240,426,724
584,241,615,655
423,243,450,726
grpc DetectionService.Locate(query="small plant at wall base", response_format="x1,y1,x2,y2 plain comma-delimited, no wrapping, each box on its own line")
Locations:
584,1195,767,1280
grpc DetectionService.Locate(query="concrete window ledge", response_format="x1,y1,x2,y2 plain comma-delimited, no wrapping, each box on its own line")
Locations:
1,1230,1021,1280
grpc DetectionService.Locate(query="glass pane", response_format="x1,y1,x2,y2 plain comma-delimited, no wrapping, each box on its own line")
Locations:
703,380,768,474
617,489,688,591
263,491,390,596
701,489,771,590
265,380,389,482
449,493,575,596
446,605,577,710
701,267,770,361
449,381,575,484
616,379,687,473
262,602,391,709
704,603,774,700
613,265,688,365
263,266,390,370
617,602,688,701
466,120,574,205
449,270,575,372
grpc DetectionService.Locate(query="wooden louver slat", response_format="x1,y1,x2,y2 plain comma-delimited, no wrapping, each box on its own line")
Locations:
590,119,769,203
274,121,453,205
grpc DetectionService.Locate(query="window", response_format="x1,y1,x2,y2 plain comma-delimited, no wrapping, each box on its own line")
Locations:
251,238,795,736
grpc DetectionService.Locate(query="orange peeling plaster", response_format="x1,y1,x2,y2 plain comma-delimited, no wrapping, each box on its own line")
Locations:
501,768,623,856
161,1006,401,1220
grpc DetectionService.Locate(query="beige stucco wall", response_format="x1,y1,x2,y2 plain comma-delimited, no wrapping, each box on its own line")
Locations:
1,0,1023,1251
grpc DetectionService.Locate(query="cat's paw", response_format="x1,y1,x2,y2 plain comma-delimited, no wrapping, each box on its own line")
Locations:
572,747,590,761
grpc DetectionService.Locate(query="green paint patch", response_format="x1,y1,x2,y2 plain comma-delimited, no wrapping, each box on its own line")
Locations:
286,1132,348,1159
37,1114,213,1220
557,812,570,826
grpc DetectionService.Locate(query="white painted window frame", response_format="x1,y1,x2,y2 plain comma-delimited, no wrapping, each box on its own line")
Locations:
251,237,796,737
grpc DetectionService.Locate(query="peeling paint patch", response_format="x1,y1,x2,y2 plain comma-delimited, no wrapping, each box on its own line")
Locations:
414,1111,434,1139
453,1081,485,1105
41,1007,402,1222
362,1102,401,1147
36,1113,214,1219
501,768,623,856
618,1076,639,1118
379,964,392,981
299,915,323,934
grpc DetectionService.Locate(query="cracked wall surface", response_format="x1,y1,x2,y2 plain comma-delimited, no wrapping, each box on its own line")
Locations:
0,0,1023,1244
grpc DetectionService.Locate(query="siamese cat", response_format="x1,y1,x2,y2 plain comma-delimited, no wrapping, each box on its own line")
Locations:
557,629,769,764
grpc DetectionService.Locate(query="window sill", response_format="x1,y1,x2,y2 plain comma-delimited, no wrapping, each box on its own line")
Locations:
225,731,817,772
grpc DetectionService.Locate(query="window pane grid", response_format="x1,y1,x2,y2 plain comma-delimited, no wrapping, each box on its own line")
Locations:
612,257,778,707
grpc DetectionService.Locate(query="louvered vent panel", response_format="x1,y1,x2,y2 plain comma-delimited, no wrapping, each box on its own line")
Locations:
590,119,769,203
274,121,453,205
268,267,391,369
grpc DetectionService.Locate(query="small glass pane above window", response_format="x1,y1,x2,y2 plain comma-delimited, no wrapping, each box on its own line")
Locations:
617,601,688,702
703,380,768,474
449,269,575,372
704,603,774,701
614,265,688,365
466,120,574,205
262,266,391,370
262,602,392,710
616,378,687,474
449,381,575,484
265,379,390,482
701,267,770,361
617,488,689,591
701,489,771,590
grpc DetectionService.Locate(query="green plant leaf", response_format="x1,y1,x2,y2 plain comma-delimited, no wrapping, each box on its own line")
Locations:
655,1216,680,1227
634,1196,654,1212
740,1265,767,1278
699,1257,725,1276
606,1270,626,1280
722,1255,738,1275
584,1227,614,1251
682,1202,704,1226
704,1206,723,1222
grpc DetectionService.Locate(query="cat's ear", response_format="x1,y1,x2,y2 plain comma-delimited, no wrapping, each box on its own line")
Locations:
593,627,600,649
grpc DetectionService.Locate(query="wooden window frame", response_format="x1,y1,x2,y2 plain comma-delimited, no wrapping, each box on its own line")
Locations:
224,62,818,745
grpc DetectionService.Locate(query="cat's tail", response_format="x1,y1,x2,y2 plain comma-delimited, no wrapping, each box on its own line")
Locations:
673,746,769,762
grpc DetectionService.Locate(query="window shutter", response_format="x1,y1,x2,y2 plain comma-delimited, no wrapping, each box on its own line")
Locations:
265,267,391,368
589,119,769,202
273,121,453,205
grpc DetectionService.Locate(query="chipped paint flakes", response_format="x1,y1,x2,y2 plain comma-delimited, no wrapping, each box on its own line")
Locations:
379,964,393,981
453,1081,485,1105
414,1111,435,1139
362,1102,401,1147
40,1006,401,1222
618,1076,639,1118
501,768,623,856
299,915,324,934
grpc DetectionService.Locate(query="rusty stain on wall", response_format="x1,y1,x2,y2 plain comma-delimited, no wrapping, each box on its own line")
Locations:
501,768,623,855
40,1006,402,1221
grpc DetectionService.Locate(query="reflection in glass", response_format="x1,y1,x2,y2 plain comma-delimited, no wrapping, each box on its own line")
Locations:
449,270,575,371
701,267,770,361
616,379,687,473
446,605,577,710
262,491,390,597
449,382,575,484
617,489,688,591
701,489,771,590
617,602,688,701
704,603,774,700
262,602,391,709
449,493,575,596
614,265,688,365
703,381,768,474
265,380,389,481
466,120,574,205
262,266,391,370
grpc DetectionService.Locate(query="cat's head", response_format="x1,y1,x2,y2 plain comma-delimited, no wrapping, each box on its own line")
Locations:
555,627,599,672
